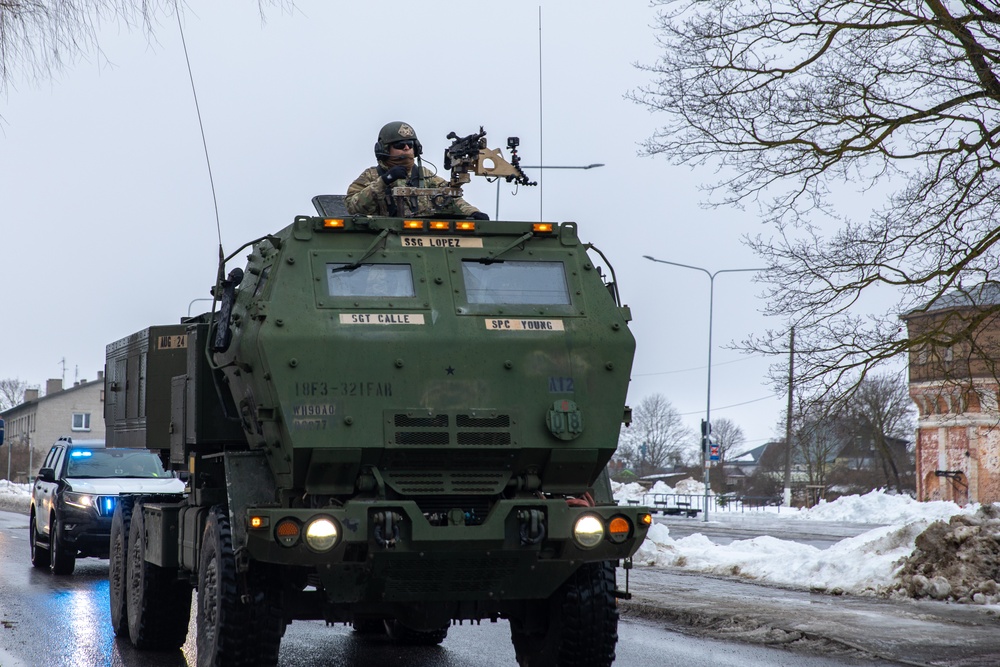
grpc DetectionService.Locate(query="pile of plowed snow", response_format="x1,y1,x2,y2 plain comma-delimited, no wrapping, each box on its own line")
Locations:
893,505,1000,604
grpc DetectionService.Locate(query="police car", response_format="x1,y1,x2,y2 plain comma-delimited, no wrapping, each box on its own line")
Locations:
29,437,184,574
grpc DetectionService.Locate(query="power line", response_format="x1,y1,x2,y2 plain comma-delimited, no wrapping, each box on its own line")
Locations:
633,354,766,377
677,394,778,416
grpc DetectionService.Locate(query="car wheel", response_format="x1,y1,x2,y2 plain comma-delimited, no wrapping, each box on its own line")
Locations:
29,511,50,569
50,515,76,575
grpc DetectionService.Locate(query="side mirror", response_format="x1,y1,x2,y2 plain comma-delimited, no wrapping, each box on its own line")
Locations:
37,468,56,483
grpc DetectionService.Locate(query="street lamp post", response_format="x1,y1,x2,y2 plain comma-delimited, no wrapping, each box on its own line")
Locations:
643,256,763,522
495,163,605,220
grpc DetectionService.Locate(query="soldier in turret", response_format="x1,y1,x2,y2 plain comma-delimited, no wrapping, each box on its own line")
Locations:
346,121,489,219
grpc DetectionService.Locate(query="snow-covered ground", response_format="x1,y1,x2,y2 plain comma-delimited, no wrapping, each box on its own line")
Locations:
614,480,993,603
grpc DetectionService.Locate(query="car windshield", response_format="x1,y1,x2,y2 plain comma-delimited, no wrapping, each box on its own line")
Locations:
65,449,168,479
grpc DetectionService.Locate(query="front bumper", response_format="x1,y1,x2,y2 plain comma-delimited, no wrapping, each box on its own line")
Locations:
243,499,651,603
56,504,114,558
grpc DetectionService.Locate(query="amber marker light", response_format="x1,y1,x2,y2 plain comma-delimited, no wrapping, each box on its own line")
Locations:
323,218,345,228
403,220,424,230
429,221,451,231
639,513,653,527
275,518,301,547
532,223,554,233
455,221,476,231
608,516,632,544
250,516,269,530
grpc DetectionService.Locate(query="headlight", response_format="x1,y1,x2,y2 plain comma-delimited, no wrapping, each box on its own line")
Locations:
64,492,94,509
572,514,605,548
304,517,339,552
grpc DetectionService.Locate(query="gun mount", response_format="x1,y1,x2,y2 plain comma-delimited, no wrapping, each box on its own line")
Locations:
444,127,537,188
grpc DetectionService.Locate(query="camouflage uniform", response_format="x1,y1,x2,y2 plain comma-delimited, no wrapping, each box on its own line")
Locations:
345,164,482,217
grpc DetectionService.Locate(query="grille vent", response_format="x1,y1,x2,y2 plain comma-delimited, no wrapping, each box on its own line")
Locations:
457,415,510,428
457,432,511,446
382,471,509,495
394,414,448,428
389,412,514,447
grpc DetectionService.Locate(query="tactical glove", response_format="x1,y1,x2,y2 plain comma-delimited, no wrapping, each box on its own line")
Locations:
471,211,490,220
381,166,408,185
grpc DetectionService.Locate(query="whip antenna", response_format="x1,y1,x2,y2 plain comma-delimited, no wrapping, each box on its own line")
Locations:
176,9,223,248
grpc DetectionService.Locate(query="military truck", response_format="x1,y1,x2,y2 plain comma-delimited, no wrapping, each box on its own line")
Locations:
104,130,651,667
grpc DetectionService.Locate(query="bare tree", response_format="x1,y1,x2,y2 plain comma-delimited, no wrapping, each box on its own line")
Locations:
706,417,745,494
0,1,291,93
619,393,692,476
0,377,28,411
838,372,916,492
709,417,745,465
631,1,1000,395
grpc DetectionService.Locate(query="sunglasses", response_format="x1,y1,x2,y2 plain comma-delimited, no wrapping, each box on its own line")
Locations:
391,141,415,150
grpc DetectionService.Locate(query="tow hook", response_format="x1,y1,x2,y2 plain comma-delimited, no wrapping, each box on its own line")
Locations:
517,509,546,546
373,511,402,549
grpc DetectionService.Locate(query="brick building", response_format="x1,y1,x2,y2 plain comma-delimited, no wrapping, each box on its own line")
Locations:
903,284,1000,504
1,374,105,481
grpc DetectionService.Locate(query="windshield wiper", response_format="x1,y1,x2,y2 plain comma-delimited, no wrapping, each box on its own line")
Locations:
329,229,390,274
481,232,532,265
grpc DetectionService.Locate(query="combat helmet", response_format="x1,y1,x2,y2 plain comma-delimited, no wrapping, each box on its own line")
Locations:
374,121,422,158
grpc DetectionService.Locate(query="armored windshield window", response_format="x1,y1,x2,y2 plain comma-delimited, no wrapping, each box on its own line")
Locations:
327,264,415,298
462,261,570,305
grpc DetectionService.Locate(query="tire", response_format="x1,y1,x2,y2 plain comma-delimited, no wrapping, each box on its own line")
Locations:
510,561,619,667
126,500,193,650
50,515,76,575
385,619,448,646
197,506,248,667
29,511,50,569
109,497,134,637
352,618,386,635
245,566,284,667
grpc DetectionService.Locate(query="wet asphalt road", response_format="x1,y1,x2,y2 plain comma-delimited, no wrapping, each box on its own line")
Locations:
0,510,900,667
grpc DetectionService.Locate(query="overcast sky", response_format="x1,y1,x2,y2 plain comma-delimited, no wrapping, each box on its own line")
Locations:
1,1,800,452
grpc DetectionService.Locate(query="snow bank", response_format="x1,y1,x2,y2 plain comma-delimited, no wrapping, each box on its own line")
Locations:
634,520,929,595
0,480,31,514
893,506,1000,604
628,488,998,603
788,489,978,525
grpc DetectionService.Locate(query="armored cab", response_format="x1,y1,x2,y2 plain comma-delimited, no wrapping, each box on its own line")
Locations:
106,139,650,667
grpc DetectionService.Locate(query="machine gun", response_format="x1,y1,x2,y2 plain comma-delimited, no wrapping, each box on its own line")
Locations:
443,127,537,188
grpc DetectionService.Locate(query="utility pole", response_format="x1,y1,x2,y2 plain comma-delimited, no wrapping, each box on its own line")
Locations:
783,327,795,507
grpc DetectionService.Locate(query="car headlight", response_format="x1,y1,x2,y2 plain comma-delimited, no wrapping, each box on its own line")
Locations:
64,492,94,509
572,514,605,548
303,517,339,552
